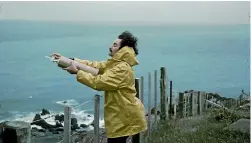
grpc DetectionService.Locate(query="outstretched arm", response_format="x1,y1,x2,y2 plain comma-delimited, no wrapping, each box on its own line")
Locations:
73,57,107,74
76,63,128,91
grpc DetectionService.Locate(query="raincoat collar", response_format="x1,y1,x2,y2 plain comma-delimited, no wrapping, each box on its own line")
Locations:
110,46,139,67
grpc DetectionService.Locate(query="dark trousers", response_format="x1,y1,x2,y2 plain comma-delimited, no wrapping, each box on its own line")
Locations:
107,136,128,143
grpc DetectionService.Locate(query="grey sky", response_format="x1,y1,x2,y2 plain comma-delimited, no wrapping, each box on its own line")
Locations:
0,1,250,24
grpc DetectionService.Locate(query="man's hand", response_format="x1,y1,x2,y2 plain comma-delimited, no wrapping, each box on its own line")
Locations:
52,53,61,59
63,61,79,74
51,53,65,68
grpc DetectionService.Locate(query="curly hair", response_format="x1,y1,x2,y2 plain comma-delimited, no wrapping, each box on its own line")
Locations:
118,31,139,55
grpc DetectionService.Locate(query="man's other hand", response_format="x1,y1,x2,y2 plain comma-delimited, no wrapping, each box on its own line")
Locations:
63,61,79,74
51,53,65,68
52,53,61,59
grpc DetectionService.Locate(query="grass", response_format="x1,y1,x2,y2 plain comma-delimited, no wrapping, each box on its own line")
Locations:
147,109,250,143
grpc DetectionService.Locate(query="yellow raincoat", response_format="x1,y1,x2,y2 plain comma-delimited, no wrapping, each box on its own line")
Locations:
74,46,147,138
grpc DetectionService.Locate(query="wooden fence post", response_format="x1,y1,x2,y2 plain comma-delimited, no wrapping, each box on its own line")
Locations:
147,72,152,141
140,76,144,143
190,92,194,116
140,76,144,106
173,98,177,119
94,95,100,143
201,92,206,113
160,67,167,120
197,91,202,115
205,93,208,110
64,106,71,143
194,91,198,115
187,94,190,117
0,121,31,143
236,99,238,108
169,80,173,119
178,92,184,118
132,78,140,143
154,70,158,124
184,93,187,117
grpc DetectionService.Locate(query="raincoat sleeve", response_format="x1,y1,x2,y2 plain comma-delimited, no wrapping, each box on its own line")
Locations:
76,63,128,91
74,57,107,73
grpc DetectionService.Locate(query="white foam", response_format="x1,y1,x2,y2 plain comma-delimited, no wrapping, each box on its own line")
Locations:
56,99,79,106
31,125,43,129
71,109,104,128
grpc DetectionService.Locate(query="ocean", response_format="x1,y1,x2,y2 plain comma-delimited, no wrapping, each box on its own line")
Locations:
0,20,249,127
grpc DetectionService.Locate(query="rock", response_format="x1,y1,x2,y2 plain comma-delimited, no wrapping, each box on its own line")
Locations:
71,118,78,125
225,119,250,134
55,114,64,123
31,114,56,130
55,127,64,132
32,114,42,123
90,120,94,127
52,131,60,134
32,127,38,131
80,124,89,128
72,125,80,130
38,129,46,132
48,128,55,132
87,115,91,117
41,108,50,116
71,118,79,130
189,90,194,93
55,121,63,128
32,131,46,137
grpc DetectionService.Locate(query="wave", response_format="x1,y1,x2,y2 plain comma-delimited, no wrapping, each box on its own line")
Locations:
56,99,80,107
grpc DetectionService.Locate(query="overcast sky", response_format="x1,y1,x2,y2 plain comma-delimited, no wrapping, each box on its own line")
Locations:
0,1,250,24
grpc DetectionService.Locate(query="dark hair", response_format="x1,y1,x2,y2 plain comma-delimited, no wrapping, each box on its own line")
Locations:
118,31,139,55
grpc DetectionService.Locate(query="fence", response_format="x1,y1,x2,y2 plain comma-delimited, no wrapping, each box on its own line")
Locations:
0,66,244,143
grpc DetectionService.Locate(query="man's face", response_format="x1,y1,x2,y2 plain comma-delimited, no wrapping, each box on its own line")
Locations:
109,38,122,56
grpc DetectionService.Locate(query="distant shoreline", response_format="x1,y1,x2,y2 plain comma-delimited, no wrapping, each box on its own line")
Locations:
0,19,249,26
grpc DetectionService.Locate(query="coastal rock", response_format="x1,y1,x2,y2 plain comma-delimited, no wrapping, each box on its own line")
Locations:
31,127,46,137
32,127,38,131
71,118,79,130
41,108,50,116
90,120,94,127
71,118,78,125
52,131,60,134
72,126,80,130
55,127,64,132
55,121,63,128
55,114,64,123
32,131,46,137
38,129,46,132
80,124,89,128
31,114,55,130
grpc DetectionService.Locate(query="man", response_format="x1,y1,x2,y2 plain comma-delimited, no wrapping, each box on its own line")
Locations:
53,31,147,143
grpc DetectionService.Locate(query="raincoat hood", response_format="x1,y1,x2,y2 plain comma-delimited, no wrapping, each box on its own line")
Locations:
111,46,139,67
